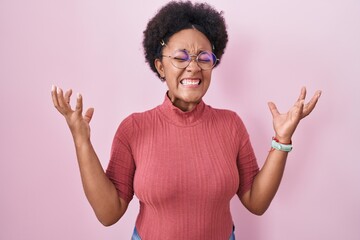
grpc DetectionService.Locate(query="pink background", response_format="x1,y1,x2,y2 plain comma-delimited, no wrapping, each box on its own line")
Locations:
1,0,359,239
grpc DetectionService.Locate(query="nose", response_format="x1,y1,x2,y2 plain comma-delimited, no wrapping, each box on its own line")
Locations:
186,55,201,71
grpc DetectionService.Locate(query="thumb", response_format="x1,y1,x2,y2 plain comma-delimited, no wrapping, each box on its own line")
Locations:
84,108,94,124
267,102,280,118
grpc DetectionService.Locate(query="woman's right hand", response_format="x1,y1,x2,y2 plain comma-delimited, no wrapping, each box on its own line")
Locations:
51,85,94,145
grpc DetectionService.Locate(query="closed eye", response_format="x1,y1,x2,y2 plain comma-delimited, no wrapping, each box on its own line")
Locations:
173,56,189,62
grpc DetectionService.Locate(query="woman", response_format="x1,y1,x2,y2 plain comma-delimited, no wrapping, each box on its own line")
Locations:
51,1,321,239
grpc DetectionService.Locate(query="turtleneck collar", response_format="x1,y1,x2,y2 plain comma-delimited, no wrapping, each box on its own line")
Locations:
157,92,208,127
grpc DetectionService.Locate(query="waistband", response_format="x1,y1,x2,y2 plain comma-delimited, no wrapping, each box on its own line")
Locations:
131,226,236,240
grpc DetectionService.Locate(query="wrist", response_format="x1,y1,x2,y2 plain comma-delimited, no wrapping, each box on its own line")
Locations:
274,135,292,144
72,134,91,148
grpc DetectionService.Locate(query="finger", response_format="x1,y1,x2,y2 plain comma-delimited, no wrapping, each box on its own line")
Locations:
51,85,60,109
267,102,280,118
64,89,73,105
297,86,307,102
296,100,305,118
56,87,66,108
302,90,322,117
84,108,94,124
75,93,83,114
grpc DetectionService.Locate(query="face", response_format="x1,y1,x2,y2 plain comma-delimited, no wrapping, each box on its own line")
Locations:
155,28,214,112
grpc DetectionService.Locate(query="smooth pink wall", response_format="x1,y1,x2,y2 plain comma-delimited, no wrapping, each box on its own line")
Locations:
1,0,359,239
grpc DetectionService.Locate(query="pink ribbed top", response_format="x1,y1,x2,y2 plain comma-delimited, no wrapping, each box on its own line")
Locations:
106,94,259,239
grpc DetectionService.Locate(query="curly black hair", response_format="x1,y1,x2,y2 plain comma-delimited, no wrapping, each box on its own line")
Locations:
143,1,228,79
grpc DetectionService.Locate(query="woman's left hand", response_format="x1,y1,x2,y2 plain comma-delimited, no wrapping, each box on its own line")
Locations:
267,87,321,143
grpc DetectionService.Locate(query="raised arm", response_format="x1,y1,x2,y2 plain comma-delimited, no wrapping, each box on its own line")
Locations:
240,87,321,215
51,85,128,226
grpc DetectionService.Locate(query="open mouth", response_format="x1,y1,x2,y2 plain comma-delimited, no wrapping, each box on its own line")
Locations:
180,79,201,86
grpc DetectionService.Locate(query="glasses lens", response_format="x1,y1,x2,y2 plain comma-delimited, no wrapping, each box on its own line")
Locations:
197,51,216,69
171,50,190,68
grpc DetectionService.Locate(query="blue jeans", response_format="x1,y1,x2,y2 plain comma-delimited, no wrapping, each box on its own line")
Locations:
131,226,236,240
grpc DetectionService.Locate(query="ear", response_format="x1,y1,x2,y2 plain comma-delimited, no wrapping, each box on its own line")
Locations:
154,58,165,78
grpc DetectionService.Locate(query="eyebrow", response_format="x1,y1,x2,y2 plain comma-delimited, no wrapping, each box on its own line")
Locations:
178,48,210,54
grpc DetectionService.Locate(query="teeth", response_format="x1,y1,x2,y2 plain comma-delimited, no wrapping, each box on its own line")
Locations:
181,79,200,85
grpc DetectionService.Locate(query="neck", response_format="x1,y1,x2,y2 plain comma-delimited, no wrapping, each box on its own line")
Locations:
166,92,200,112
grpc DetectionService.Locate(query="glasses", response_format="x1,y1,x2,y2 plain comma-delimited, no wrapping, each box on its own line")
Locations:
162,49,219,70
